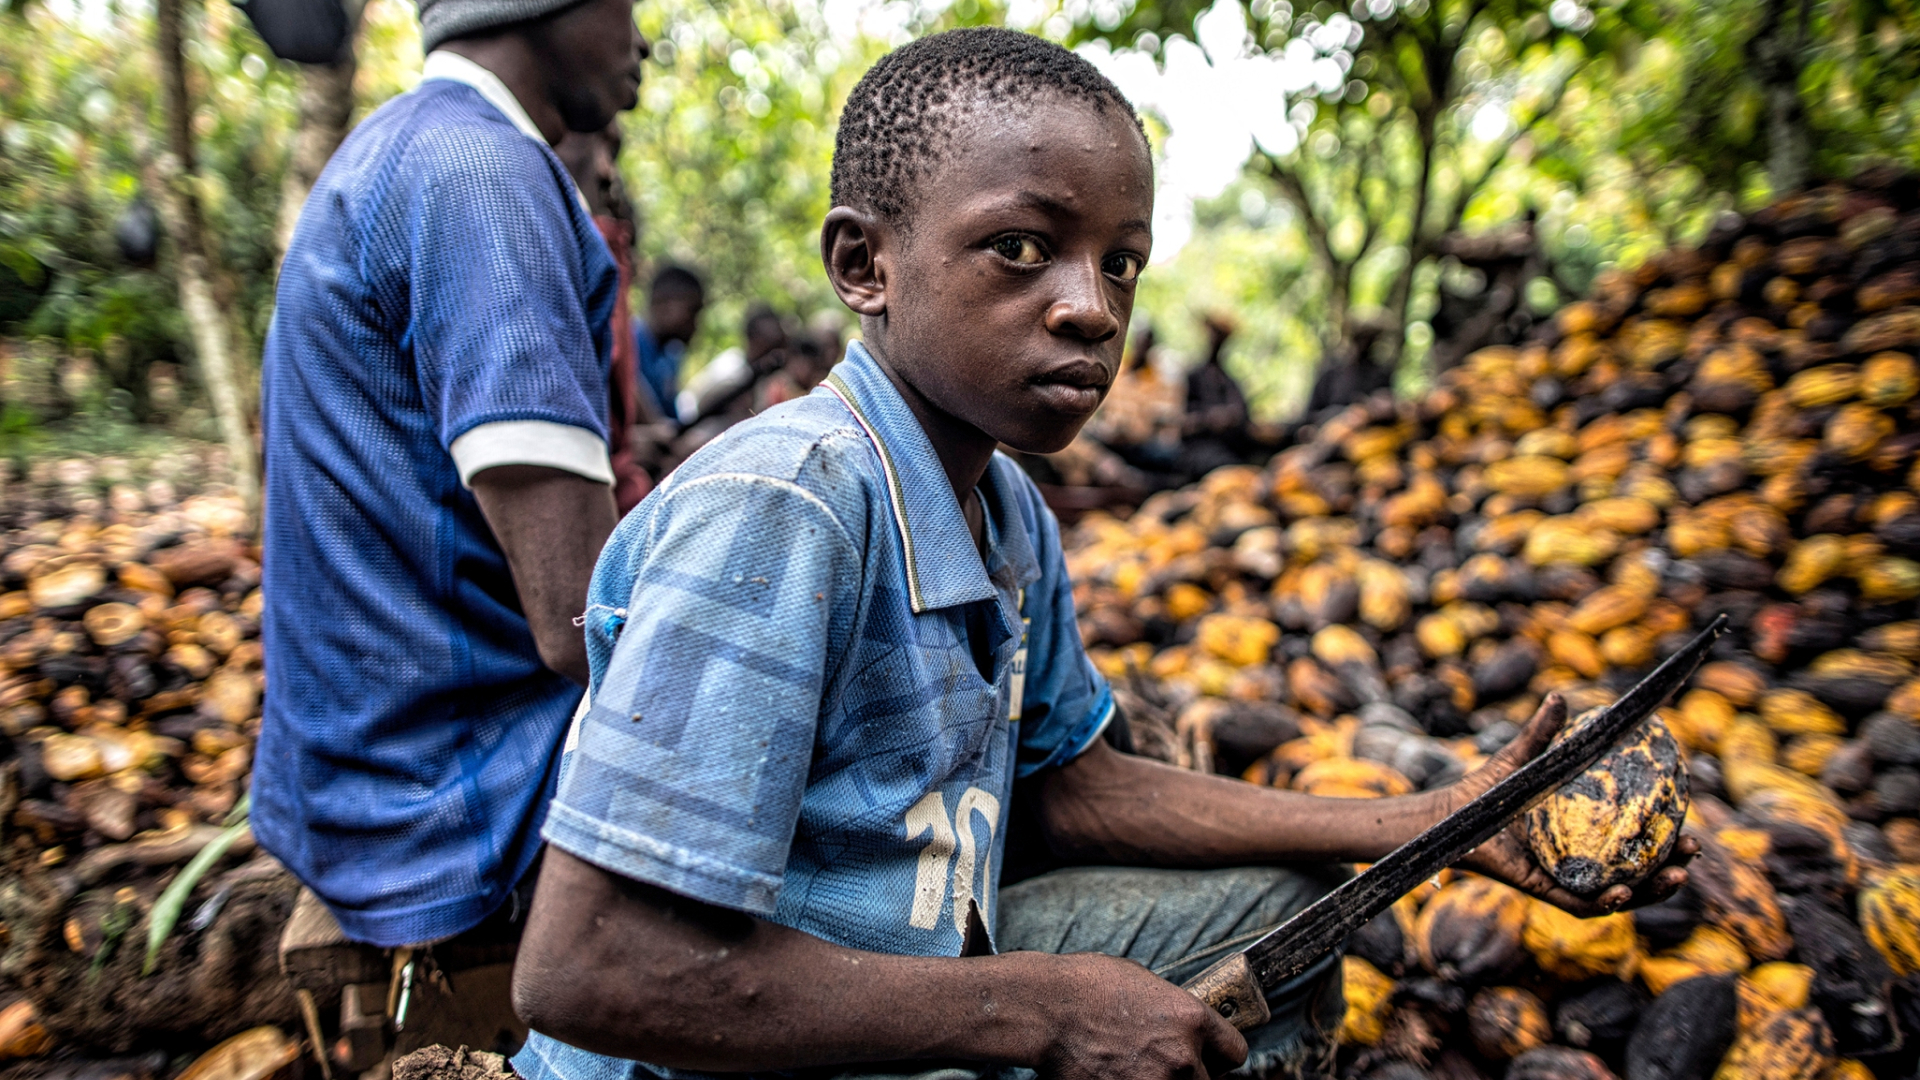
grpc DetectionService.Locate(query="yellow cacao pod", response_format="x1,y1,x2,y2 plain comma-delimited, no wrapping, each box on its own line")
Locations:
1828,402,1897,460
1859,867,1920,977
1292,757,1414,799
1784,363,1860,407
1696,662,1767,708
1525,712,1689,895
1310,623,1376,669
1486,455,1571,497
1567,586,1650,636
1711,1006,1836,1080
1777,534,1849,594
1674,689,1737,754
1195,614,1280,668
1578,496,1661,535
1757,688,1846,736
1742,962,1814,1012
1339,956,1395,1046
1860,350,1919,407
1547,630,1607,680
1522,900,1637,980
1859,556,1920,602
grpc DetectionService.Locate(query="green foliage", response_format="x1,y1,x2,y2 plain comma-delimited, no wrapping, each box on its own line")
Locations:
8,0,1920,427
0,0,294,425
1606,0,1920,197
620,0,873,362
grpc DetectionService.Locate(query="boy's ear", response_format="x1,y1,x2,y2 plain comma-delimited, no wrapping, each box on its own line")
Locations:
821,206,888,318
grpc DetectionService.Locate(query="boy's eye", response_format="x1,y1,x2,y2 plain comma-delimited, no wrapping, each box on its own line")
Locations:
990,235,1047,265
1104,253,1144,283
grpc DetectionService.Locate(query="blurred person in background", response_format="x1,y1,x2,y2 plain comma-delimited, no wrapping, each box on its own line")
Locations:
557,122,653,514
1180,314,1256,478
634,264,705,423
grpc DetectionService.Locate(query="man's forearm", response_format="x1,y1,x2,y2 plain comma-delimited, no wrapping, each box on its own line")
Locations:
1038,739,1444,867
516,851,1113,1072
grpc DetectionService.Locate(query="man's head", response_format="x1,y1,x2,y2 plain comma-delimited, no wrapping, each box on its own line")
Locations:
822,27,1153,456
424,0,646,134
744,305,788,367
647,265,705,346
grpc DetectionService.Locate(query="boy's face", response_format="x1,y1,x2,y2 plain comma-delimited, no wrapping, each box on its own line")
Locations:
835,97,1153,455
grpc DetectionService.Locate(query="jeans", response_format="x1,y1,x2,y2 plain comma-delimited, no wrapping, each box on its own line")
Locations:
825,864,1349,1080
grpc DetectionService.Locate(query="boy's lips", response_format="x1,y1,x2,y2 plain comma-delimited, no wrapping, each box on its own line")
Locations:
1030,360,1112,413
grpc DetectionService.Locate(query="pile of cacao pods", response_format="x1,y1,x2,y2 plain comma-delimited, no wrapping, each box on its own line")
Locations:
1066,176,1920,1079
0,467,261,883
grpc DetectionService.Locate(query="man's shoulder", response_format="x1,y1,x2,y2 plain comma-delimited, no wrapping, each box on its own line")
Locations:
331,80,557,196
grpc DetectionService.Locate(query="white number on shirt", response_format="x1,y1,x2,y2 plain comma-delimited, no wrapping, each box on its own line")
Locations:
904,787,1002,931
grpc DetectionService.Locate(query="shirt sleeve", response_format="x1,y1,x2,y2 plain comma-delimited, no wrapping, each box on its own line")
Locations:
1012,479,1115,779
406,131,612,462
447,419,614,487
540,472,860,915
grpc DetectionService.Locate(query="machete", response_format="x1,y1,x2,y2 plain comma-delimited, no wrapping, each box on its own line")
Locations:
1182,613,1730,1030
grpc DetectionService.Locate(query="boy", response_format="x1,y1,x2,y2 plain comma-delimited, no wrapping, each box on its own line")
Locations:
509,27,1692,1080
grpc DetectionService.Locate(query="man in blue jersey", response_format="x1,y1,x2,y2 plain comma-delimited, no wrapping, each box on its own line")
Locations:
256,0,645,1056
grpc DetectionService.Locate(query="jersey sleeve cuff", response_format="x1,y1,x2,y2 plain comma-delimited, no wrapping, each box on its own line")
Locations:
541,801,784,916
448,420,614,487
1015,683,1115,778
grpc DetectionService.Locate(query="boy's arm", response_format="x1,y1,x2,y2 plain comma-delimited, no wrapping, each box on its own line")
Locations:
1035,694,1696,917
512,848,1247,1080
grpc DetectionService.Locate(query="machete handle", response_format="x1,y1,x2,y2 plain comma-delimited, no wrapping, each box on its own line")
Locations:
1181,952,1271,1031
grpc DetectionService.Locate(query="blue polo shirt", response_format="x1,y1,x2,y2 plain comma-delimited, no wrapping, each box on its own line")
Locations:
255,61,618,947
515,342,1114,1080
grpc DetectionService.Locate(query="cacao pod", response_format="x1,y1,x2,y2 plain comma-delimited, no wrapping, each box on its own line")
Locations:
1506,1046,1619,1080
1522,900,1637,980
1468,985,1551,1059
1339,955,1395,1046
1709,1005,1835,1080
1625,974,1738,1080
1859,867,1920,977
1525,712,1689,895
1414,875,1530,982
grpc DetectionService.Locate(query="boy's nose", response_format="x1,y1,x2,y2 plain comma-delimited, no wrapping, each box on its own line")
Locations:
1044,259,1120,343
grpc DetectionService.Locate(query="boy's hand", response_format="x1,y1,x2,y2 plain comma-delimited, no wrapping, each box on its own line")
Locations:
1443,693,1699,916
1027,951,1247,1080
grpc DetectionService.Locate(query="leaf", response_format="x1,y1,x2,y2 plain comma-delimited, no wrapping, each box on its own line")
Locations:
142,811,249,976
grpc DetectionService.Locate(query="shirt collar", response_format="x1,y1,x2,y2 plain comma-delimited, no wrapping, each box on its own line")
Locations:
821,342,1041,613
422,50,547,144
422,50,595,215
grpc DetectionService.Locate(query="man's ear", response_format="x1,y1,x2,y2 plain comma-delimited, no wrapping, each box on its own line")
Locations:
821,206,888,318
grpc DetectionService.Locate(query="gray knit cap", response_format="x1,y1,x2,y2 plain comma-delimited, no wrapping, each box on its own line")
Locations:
417,0,587,52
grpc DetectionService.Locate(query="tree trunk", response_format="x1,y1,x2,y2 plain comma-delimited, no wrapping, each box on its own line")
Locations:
155,0,260,523
274,14,362,265
1752,0,1812,195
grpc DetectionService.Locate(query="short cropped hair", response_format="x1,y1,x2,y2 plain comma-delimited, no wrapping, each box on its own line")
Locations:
831,26,1144,226
650,264,704,299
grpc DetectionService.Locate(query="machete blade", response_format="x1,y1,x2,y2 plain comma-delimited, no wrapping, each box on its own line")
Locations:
1233,613,1728,990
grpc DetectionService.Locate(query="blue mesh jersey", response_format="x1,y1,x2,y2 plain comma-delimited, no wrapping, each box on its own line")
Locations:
254,75,618,947
515,342,1115,1080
